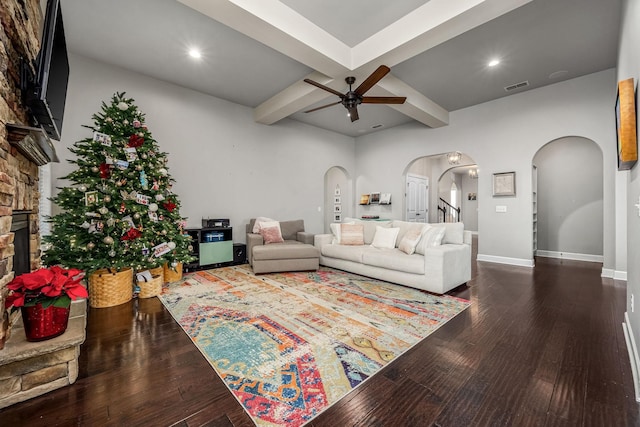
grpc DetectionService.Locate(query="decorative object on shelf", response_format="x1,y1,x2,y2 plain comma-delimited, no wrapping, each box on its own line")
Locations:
4,266,87,341
379,193,391,205
369,192,380,204
359,194,370,205
468,168,478,179
447,151,462,165
616,77,637,170
88,268,133,308
468,193,477,201
492,171,516,197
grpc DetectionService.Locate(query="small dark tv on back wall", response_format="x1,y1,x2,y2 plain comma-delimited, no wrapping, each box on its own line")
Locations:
22,0,69,141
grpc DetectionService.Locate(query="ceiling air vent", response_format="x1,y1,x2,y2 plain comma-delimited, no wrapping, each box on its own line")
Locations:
504,80,529,92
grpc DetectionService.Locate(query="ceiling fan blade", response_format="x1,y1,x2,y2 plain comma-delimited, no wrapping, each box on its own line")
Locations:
303,79,345,98
362,96,407,104
348,106,359,122
304,101,341,113
354,65,391,95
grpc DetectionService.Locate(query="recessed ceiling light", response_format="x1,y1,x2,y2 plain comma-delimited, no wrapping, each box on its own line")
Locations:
188,48,201,59
488,59,500,67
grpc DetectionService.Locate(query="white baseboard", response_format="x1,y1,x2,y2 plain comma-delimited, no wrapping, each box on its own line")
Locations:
601,268,628,281
476,254,534,268
536,250,603,263
623,312,640,402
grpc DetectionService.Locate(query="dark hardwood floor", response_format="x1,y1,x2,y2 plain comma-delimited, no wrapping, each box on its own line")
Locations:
1,237,638,426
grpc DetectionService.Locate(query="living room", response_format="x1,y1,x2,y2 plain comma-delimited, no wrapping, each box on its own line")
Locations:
1,0,640,424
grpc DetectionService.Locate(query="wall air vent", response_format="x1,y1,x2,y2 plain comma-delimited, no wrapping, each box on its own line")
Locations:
504,81,529,92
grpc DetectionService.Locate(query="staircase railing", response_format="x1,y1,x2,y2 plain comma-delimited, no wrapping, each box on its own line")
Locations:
438,198,461,223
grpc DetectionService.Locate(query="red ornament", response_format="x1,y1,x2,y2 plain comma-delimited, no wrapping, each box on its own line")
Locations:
121,227,142,241
128,134,144,148
163,202,176,212
119,202,126,214
99,163,111,179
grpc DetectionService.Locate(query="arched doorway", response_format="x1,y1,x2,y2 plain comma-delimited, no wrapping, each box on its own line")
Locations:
404,153,478,230
532,136,603,262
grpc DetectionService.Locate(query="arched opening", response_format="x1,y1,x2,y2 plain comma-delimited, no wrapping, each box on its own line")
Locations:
404,153,478,230
532,136,603,262
324,166,351,233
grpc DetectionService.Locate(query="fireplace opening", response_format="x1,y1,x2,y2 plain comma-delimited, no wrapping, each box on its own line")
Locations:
11,211,31,277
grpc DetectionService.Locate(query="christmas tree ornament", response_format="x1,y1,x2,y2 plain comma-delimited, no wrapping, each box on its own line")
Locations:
188,245,193,252
159,168,168,176
139,170,148,189
141,153,147,159
128,134,144,148
119,202,126,213
104,195,111,203
155,194,165,201
171,261,178,268
78,185,87,192
136,164,143,171
103,236,114,245
133,119,141,128
149,203,158,212
123,119,129,125
106,117,113,123
133,212,141,220
168,241,176,250
98,206,109,215
109,250,116,257
80,221,91,229
87,242,95,250
161,230,167,235
107,218,116,227
163,202,176,212
117,101,129,111
91,166,99,173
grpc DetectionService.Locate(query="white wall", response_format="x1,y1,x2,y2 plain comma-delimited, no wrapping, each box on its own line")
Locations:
533,137,603,257
55,54,355,242
461,172,478,232
619,0,640,387
355,69,617,268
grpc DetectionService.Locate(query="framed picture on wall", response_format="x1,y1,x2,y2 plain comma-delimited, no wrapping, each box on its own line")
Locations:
334,204,342,213
334,196,341,204
616,78,638,170
492,172,516,197
369,192,380,204
334,214,342,222
334,186,341,196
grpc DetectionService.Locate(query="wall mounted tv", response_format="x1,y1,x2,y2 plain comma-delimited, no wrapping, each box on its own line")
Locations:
22,0,69,141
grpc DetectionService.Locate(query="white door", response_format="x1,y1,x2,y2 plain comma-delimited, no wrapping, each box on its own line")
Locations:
406,174,428,222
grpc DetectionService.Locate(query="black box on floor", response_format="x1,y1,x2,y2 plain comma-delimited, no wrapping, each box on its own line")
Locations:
233,243,246,264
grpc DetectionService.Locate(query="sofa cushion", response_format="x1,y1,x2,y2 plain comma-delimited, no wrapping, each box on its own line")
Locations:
340,223,365,245
371,226,400,249
253,242,319,260
343,218,391,244
415,226,445,255
330,221,355,244
321,244,368,263
259,221,284,244
280,219,305,241
398,225,427,255
362,248,425,275
437,222,465,245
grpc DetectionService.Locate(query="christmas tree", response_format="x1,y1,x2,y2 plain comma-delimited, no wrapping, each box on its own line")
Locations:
42,92,194,274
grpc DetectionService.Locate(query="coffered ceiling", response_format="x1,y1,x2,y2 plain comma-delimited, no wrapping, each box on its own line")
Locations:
60,0,621,137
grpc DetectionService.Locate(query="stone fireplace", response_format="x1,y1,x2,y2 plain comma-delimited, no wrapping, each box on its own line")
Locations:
0,0,86,409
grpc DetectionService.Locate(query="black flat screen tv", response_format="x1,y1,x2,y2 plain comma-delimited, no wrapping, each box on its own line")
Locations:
23,0,69,141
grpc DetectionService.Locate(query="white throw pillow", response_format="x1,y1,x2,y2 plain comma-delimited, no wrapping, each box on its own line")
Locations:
415,226,446,255
371,226,400,249
252,217,276,233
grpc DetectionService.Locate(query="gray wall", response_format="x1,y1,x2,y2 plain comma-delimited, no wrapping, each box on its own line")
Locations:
618,0,640,377
355,69,617,268
533,137,603,256
54,54,355,242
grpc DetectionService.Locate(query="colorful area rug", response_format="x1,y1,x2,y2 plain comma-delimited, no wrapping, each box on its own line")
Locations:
159,266,470,426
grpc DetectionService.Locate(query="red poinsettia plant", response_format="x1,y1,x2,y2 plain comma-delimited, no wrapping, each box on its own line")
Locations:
4,266,88,312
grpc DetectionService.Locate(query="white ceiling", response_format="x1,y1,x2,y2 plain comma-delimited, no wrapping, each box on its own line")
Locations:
59,0,621,137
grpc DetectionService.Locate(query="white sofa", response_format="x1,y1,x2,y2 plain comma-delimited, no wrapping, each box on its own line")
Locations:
314,218,471,294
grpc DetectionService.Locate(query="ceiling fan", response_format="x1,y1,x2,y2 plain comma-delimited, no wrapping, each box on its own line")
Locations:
303,65,406,122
